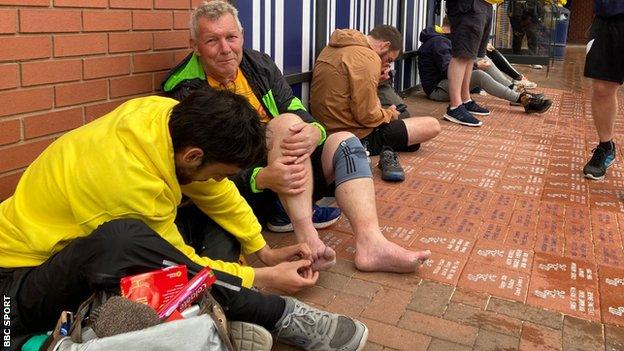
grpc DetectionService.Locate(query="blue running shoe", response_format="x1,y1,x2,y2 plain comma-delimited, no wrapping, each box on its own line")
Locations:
267,201,341,233
463,100,490,116
583,142,616,180
443,105,482,127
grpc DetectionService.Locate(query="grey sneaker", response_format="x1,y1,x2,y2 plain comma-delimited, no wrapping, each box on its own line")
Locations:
230,321,273,351
274,297,368,351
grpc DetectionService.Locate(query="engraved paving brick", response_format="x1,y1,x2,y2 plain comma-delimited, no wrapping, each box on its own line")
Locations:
471,241,533,273
411,230,474,257
599,265,624,326
379,223,418,246
510,210,538,229
397,207,430,227
534,232,564,256
419,252,467,285
505,227,537,249
458,259,529,302
448,216,480,238
478,222,506,241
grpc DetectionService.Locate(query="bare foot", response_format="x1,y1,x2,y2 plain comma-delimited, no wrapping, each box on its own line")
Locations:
307,239,336,271
354,239,431,273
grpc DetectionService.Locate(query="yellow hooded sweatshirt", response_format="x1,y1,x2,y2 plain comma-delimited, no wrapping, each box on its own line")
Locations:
0,96,265,287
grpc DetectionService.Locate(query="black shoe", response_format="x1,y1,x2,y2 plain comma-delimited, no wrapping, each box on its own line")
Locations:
523,94,552,114
510,92,545,106
377,146,405,182
443,104,482,127
583,143,616,180
463,100,490,116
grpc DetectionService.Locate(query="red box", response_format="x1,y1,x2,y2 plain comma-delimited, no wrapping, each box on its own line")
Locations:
120,265,188,311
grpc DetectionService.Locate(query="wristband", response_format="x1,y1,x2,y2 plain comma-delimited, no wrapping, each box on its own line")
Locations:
310,122,327,145
250,167,264,193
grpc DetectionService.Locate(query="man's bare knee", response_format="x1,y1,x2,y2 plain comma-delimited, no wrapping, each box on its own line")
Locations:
405,116,441,142
593,80,620,98
266,113,304,135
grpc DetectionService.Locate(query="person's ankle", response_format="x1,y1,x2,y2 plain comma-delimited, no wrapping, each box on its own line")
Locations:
599,140,614,151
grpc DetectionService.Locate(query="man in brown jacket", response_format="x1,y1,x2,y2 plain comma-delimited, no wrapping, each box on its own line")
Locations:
311,25,440,179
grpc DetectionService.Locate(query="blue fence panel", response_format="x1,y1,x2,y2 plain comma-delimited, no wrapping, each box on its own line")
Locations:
236,0,430,103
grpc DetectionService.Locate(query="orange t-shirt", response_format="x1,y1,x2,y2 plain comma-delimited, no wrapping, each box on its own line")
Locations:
207,69,271,123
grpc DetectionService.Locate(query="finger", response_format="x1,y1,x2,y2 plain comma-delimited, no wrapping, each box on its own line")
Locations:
281,140,309,150
308,271,320,284
286,175,308,189
298,245,313,260
276,156,299,164
288,123,306,133
294,153,312,164
292,259,312,269
282,134,307,145
281,148,308,157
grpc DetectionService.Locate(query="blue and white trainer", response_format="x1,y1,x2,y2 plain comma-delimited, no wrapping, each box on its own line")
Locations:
463,100,490,116
443,104,482,127
583,143,616,180
267,201,341,233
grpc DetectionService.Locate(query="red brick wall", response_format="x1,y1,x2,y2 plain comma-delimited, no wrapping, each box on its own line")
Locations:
568,0,594,44
0,0,203,200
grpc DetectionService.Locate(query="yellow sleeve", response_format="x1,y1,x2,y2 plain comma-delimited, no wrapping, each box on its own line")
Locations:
153,218,257,288
181,179,266,256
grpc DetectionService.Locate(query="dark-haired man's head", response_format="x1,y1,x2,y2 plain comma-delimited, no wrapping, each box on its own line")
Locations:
169,88,266,184
368,25,403,73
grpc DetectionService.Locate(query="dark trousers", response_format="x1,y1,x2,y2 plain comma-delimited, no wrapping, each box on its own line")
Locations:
511,17,539,55
0,218,284,351
486,48,523,81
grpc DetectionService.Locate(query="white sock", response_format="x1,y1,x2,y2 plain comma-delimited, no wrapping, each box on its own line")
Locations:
463,99,472,104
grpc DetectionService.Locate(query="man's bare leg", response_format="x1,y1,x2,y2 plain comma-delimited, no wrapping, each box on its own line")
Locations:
460,59,473,103
592,79,620,142
267,114,336,270
448,57,473,107
401,117,441,145
321,132,431,273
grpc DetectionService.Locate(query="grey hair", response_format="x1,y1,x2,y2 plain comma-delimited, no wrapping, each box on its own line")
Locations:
190,1,243,40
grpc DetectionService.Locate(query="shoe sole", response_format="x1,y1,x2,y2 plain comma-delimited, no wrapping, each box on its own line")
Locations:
267,214,341,233
354,324,370,351
583,157,616,181
382,174,405,182
467,111,490,116
443,113,482,127
229,321,273,351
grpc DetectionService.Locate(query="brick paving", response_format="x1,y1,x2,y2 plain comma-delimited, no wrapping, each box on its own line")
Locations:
259,47,624,350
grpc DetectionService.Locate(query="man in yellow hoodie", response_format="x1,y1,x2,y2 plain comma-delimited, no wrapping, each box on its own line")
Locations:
0,89,368,351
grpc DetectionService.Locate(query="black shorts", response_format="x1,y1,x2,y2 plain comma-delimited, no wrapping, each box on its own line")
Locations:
360,119,420,156
447,0,493,59
584,16,624,85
